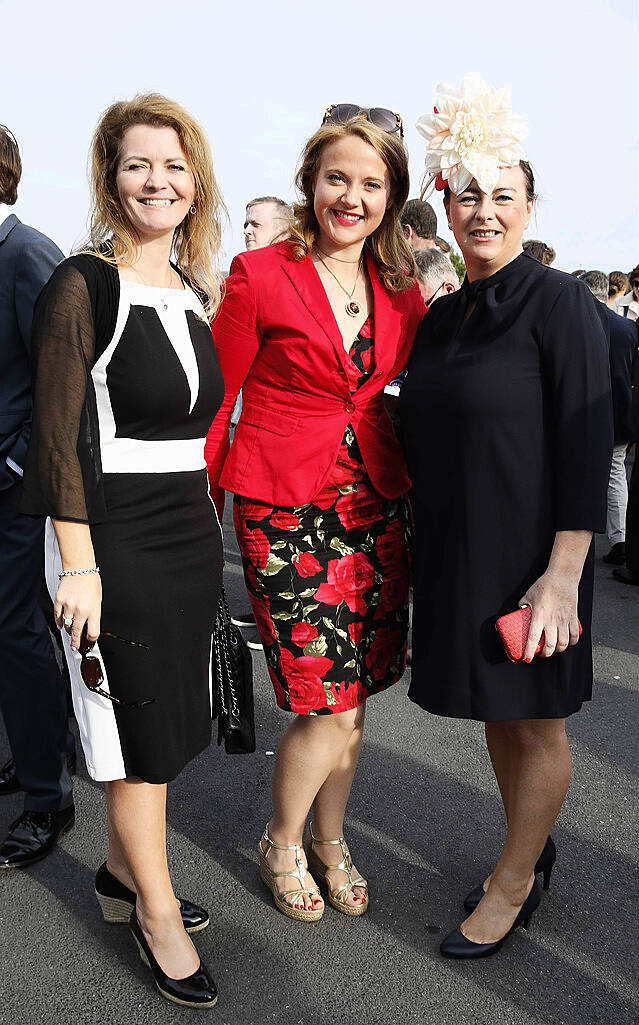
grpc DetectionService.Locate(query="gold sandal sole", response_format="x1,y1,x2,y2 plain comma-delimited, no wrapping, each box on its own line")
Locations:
306,846,369,917
259,861,324,922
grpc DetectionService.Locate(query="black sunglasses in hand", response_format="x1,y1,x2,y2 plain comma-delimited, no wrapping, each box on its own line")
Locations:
322,103,404,138
78,625,154,709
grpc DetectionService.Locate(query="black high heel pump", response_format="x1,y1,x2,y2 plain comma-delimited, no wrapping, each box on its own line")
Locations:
441,879,541,959
129,912,218,1008
463,834,556,912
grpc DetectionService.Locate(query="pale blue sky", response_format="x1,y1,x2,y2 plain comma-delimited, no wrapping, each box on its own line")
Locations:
2,0,637,272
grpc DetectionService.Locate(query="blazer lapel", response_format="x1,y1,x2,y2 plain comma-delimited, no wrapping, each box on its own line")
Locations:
280,246,401,385
280,251,349,371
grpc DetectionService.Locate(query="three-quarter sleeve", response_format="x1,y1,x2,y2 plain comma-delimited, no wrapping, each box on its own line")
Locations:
21,262,99,523
204,253,262,514
541,282,613,532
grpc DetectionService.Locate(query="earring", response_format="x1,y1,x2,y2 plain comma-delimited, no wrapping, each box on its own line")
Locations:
190,204,196,215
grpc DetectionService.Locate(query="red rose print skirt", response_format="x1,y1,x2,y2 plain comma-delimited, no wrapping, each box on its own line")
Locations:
233,425,411,715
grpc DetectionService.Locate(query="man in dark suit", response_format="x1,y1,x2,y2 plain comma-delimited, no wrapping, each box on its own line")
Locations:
582,271,638,571
0,124,75,867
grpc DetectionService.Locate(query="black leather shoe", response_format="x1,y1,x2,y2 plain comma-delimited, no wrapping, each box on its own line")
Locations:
441,879,541,959
95,863,210,934
230,609,255,627
0,751,76,797
464,835,556,911
612,566,639,585
0,758,21,796
0,804,75,869
603,542,626,565
129,912,218,1008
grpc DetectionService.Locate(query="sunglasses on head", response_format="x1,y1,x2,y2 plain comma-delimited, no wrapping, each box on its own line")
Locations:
322,104,404,138
78,625,154,710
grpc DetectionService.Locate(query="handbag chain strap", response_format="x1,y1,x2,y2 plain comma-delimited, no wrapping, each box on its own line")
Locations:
214,585,241,720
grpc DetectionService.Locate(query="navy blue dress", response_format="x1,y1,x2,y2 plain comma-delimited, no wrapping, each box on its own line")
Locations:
399,251,613,721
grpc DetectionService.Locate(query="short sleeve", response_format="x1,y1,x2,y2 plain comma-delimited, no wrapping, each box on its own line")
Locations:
21,262,98,522
541,281,613,532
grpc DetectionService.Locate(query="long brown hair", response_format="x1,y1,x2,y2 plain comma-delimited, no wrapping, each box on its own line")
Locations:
84,93,227,316
289,117,416,293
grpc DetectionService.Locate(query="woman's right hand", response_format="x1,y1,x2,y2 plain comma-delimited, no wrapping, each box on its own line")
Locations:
54,573,102,651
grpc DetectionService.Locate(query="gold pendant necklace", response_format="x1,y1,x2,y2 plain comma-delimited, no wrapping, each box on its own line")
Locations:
314,247,363,317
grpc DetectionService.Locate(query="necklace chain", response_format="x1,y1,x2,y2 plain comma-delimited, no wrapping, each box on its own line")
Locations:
314,243,362,265
130,264,178,291
313,246,363,311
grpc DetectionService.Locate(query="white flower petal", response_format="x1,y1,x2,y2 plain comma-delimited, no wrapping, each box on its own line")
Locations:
449,165,473,194
423,151,443,172
417,73,528,195
415,115,435,138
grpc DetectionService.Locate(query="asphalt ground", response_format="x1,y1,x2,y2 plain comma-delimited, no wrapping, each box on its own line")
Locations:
0,508,637,1025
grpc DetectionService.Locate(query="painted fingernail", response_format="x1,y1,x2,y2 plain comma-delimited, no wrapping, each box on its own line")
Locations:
525,657,531,663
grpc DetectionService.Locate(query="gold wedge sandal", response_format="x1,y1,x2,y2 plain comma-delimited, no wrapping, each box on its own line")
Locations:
259,825,324,922
306,822,369,917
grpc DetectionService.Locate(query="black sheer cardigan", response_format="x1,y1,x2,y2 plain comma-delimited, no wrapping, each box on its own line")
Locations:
21,252,207,524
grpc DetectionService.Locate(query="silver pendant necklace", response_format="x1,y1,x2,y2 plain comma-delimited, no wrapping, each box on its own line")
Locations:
314,246,363,317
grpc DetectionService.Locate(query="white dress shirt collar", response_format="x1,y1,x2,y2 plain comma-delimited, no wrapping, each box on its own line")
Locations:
0,203,16,229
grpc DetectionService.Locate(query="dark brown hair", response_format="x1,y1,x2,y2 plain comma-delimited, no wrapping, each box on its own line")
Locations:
401,198,437,240
444,160,536,204
608,271,630,297
523,239,555,266
0,125,22,205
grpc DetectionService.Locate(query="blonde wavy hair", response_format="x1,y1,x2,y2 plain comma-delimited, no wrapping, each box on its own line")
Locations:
83,93,227,316
289,116,416,293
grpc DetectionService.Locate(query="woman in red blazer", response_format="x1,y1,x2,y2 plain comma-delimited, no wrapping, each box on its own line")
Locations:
206,106,424,922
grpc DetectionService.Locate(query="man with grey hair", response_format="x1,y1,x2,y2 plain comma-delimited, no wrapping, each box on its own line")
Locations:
384,250,459,416
582,270,638,566
415,248,460,305
244,196,293,250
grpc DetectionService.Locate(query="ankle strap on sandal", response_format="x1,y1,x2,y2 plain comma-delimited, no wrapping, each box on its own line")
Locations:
260,825,320,900
308,821,345,847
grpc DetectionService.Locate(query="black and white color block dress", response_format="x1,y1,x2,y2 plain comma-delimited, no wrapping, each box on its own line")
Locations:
23,254,224,782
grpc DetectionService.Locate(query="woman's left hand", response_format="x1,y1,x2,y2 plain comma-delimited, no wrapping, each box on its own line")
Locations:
519,569,581,662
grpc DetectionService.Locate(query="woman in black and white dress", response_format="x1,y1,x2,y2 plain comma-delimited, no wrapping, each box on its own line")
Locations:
23,95,225,1008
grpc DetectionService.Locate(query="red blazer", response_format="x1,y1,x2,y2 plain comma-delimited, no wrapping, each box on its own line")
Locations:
205,241,424,510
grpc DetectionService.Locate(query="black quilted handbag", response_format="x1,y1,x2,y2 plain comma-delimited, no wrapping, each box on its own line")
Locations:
212,586,256,754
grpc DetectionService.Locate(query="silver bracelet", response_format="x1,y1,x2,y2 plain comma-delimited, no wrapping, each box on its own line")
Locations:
58,566,100,580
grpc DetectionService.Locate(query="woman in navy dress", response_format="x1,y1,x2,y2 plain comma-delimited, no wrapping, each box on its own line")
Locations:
400,76,612,958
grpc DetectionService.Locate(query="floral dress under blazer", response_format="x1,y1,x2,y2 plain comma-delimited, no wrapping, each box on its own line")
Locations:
233,316,411,715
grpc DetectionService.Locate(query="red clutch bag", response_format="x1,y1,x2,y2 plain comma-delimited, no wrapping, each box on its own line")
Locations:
495,605,582,663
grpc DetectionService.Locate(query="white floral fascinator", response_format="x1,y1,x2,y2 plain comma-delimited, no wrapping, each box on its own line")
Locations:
416,73,528,197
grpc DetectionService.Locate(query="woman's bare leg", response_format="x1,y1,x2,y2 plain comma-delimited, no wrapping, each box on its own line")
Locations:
312,704,367,904
105,779,199,978
479,721,517,892
462,718,571,944
267,704,366,910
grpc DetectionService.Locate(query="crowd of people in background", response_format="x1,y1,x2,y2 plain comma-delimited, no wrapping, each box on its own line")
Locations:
0,77,636,1010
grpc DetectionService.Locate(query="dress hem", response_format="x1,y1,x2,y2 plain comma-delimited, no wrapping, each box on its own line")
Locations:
406,688,589,722
278,673,403,716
